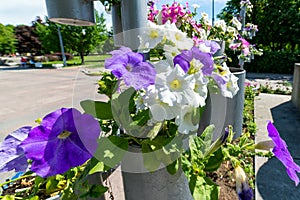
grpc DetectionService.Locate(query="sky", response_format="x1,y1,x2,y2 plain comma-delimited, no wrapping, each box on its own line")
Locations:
0,0,228,27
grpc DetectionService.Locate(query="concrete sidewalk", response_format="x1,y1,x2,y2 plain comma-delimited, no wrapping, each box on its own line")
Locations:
254,93,300,200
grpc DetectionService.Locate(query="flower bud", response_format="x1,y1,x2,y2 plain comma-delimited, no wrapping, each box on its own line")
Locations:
234,165,253,200
254,140,274,151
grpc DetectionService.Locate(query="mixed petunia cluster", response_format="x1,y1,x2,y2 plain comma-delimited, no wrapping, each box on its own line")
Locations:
0,18,240,179
110,20,239,135
0,4,299,200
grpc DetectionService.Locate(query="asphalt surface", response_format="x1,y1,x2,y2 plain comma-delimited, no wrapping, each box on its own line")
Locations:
0,65,106,184
246,72,300,199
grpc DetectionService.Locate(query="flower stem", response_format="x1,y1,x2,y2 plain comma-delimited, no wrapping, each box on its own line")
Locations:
0,174,33,188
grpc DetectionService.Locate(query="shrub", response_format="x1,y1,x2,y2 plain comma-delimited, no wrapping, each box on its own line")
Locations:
245,51,299,74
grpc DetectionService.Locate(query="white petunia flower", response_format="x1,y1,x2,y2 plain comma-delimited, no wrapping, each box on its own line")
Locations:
164,23,194,50
192,4,200,9
214,20,227,32
175,105,199,134
139,21,165,52
211,63,239,98
143,85,180,121
156,65,199,107
201,12,209,19
198,43,212,53
164,44,181,65
193,72,209,107
232,17,242,31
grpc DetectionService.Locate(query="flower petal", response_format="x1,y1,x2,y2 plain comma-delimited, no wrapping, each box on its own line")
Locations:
0,126,31,172
267,121,300,186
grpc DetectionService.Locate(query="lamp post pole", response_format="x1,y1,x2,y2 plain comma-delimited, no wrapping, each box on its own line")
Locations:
212,0,215,26
57,26,67,67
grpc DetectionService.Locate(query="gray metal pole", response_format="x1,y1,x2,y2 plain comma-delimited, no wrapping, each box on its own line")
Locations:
57,26,67,67
212,0,215,26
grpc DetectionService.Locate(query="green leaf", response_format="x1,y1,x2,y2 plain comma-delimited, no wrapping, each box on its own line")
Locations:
166,159,180,175
189,175,220,200
80,100,113,120
33,176,45,194
191,125,215,158
204,148,224,172
111,87,163,138
89,161,105,175
146,121,163,140
2,195,15,200
61,185,77,200
28,196,39,200
88,184,108,198
142,143,161,172
94,135,128,168
45,177,59,194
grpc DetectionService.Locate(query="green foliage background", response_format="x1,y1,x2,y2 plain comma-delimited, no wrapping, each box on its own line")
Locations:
219,0,300,74
0,24,17,55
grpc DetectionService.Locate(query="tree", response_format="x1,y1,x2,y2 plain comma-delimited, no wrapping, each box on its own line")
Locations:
15,17,43,55
218,0,300,52
61,12,108,64
35,18,61,54
36,11,108,64
0,24,17,55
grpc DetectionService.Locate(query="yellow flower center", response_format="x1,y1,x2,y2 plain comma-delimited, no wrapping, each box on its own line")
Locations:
188,59,203,74
175,33,182,41
217,64,227,76
227,81,232,88
150,30,159,39
126,64,132,72
57,130,72,139
170,79,181,90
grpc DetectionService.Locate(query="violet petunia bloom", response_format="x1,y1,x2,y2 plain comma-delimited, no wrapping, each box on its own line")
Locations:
0,126,31,172
203,40,221,54
173,46,214,75
267,120,300,186
105,46,156,90
235,165,253,200
20,108,101,178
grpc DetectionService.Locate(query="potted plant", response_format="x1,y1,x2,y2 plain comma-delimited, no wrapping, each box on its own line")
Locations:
0,1,299,200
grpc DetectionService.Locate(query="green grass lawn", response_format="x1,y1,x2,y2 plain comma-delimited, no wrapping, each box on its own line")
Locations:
42,54,111,68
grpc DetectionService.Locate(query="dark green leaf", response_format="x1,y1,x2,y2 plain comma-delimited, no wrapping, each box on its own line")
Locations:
88,184,108,198
166,159,180,175
204,148,224,172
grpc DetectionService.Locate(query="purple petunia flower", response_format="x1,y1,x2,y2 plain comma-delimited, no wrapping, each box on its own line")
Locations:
203,40,221,54
20,108,101,178
173,46,214,75
235,165,253,200
267,120,300,186
105,46,156,90
0,126,31,172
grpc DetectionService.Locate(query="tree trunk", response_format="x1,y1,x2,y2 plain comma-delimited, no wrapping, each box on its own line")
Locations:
80,52,85,65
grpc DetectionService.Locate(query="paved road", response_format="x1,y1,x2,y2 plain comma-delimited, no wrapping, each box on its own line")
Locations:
0,66,107,139
0,65,106,183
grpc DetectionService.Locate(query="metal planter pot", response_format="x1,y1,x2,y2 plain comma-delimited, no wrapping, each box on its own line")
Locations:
198,67,246,141
121,146,193,200
45,0,95,26
111,3,124,46
120,0,148,50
